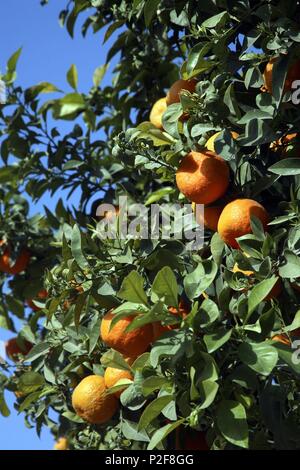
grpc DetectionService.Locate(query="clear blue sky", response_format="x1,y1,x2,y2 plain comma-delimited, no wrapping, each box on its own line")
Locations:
0,0,115,450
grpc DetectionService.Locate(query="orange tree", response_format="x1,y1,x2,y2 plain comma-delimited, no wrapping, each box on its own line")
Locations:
1,0,300,450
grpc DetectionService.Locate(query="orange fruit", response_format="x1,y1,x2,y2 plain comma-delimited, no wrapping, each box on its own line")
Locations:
166,79,197,105
26,289,48,311
206,131,239,153
5,337,32,361
232,263,254,277
152,300,190,340
270,133,300,158
0,240,30,275
264,57,300,94
272,334,291,346
72,375,118,424
104,357,134,398
150,97,167,129
217,199,269,248
100,310,153,357
176,151,230,204
54,437,69,451
192,202,223,232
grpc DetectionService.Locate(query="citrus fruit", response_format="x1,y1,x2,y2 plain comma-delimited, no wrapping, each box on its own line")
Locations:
263,57,300,94
192,202,223,232
232,263,254,277
150,97,167,129
206,131,239,153
26,289,48,311
72,375,118,424
104,357,134,398
217,199,269,248
54,437,69,450
272,334,291,346
100,310,153,357
176,150,230,204
166,79,197,105
152,300,190,340
0,240,30,275
5,337,32,361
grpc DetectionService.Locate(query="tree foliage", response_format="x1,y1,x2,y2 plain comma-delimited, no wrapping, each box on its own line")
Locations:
1,0,300,450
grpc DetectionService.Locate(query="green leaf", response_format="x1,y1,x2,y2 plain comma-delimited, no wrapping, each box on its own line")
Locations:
184,260,218,300
198,380,219,409
144,0,160,27
138,395,174,430
62,160,84,170
142,376,170,397
71,224,89,270
145,187,174,205
202,11,228,28
217,400,249,448
151,266,178,306
103,21,124,43
53,93,85,118
238,341,278,376
0,393,10,417
18,371,45,394
247,277,278,316
204,328,232,353
136,122,175,146
100,349,132,372
118,271,148,305
210,232,225,265
74,292,88,329
121,419,150,442
269,158,300,176
7,47,22,73
147,419,184,450
274,343,300,375
93,64,109,87
24,342,51,362
197,299,220,327
279,251,300,279
67,64,78,90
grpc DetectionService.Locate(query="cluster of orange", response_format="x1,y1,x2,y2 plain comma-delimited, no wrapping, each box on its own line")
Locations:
149,59,300,249
71,304,188,425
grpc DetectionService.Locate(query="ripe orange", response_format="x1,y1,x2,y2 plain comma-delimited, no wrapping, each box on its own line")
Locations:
192,202,223,232
152,300,190,341
5,337,32,361
104,357,134,398
72,375,118,424
0,240,30,275
264,57,300,94
217,199,269,248
100,310,153,357
232,262,254,277
272,334,291,346
206,131,239,153
150,97,167,129
26,289,48,311
166,79,197,105
176,151,230,204
54,437,69,451
270,133,300,158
